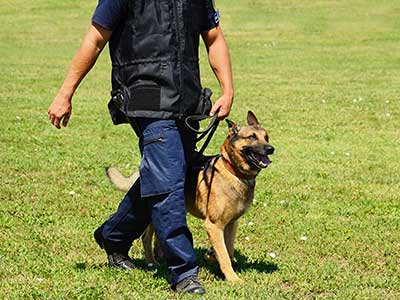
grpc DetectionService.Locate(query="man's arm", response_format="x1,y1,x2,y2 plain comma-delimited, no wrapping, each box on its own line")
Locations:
48,23,112,129
201,26,234,120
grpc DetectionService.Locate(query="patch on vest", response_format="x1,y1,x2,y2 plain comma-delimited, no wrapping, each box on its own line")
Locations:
214,10,220,24
212,0,220,24
128,86,161,112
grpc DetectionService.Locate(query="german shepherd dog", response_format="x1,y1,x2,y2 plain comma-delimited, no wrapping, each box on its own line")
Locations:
106,111,274,283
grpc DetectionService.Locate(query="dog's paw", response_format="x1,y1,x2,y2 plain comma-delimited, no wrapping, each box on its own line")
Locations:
234,278,244,284
227,275,244,284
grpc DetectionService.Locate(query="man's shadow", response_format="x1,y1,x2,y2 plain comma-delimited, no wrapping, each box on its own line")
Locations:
75,247,278,281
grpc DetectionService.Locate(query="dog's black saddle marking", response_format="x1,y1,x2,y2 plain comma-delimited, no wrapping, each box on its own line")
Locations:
185,153,220,198
188,152,219,171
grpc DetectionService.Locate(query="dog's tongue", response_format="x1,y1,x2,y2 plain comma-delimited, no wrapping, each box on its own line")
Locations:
256,153,271,167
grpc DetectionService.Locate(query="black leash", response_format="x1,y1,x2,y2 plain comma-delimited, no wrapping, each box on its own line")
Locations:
184,113,220,155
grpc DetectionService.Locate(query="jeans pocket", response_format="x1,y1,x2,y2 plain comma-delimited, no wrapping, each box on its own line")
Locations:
142,136,165,146
139,126,185,197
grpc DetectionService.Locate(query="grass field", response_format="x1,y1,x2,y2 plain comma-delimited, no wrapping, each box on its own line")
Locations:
1,0,399,299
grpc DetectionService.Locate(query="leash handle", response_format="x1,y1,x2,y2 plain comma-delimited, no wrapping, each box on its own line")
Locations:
184,113,218,135
184,111,220,156
197,118,219,155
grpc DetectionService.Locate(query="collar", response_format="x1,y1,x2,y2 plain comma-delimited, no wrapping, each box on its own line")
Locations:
221,156,257,181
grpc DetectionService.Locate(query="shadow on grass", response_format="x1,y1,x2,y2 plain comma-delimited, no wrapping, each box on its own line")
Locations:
195,248,279,279
74,247,278,281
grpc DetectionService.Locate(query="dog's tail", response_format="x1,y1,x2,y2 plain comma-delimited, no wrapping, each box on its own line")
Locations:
105,167,138,192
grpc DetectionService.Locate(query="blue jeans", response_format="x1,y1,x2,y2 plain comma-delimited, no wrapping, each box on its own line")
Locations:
97,118,198,285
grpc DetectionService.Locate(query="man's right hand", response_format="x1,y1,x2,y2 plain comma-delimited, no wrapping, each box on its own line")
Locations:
48,94,72,129
47,23,112,129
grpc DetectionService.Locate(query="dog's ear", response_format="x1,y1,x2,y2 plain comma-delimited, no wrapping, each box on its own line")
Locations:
226,119,240,135
247,111,260,126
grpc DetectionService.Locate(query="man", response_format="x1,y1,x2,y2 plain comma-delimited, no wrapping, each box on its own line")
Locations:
48,0,233,294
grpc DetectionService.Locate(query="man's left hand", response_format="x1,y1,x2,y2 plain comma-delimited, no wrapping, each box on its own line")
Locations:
210,94,233,120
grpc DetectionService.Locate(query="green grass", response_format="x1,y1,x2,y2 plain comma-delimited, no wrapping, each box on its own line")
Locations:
1,0,399,299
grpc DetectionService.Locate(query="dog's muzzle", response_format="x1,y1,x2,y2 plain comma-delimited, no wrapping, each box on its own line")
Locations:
243,144,274,169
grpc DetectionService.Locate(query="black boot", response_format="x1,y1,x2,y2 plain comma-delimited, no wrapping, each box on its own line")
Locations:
94,227,135,270
174,275,206,294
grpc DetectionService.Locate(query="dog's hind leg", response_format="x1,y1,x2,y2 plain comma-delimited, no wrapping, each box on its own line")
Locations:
142,225,158,265
153,234,164,261
205,218,243,283
224,220,238,259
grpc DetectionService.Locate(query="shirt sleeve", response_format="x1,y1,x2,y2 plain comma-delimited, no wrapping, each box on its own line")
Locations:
92,0,128,31
200,0,220,32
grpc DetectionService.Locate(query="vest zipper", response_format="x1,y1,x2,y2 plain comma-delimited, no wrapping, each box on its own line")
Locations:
172,0,185,118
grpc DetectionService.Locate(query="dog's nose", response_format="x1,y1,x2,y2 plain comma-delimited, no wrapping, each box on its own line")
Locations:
265,145,275,155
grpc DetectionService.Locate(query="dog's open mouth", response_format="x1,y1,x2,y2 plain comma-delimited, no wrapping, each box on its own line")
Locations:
244,149,271,169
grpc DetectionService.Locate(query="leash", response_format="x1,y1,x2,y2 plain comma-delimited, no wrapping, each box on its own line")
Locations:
183,88,220,155
184,113,220,155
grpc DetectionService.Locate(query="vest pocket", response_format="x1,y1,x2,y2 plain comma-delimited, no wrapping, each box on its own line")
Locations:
133,0,172,36
127,85,161,112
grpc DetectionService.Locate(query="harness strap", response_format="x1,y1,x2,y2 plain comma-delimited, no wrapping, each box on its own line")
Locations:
205,155,221,202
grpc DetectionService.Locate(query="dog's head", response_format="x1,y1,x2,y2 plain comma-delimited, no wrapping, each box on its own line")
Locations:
221,111,274,178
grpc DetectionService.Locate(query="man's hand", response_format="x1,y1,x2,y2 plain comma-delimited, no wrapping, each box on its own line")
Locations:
47,23,111,129
48,93,72,129
210,93,233,120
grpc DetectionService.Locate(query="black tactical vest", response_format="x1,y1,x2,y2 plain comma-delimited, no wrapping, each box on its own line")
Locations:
108,0,210,124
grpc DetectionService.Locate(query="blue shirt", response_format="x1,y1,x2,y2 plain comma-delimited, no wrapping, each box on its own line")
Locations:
92,0,219,32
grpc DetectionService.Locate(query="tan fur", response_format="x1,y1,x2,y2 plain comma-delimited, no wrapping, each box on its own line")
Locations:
106,111,273,283
106,167,138,192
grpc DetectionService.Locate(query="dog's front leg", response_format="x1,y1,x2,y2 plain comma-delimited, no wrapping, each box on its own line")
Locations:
224,220,238,259
205,218,243,283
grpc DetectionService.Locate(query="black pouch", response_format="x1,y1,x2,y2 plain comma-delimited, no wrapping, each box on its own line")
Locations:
108,89,129,125
193,88,213,116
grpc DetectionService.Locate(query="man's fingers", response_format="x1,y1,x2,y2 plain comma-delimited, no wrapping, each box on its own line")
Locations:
48,108,71,129
53,117,61,129
217,109,228,120
49,114,55,125
48,112,61,129
210,103,221,116
62,115,70,127
210,95,233,120
211,102,229,120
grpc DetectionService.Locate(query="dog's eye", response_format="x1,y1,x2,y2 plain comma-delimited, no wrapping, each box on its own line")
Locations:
265,135,269,142
248,134,257,141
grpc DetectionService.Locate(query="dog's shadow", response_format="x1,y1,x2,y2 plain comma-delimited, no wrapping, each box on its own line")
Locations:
195,248,279,279
75,247,278,281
